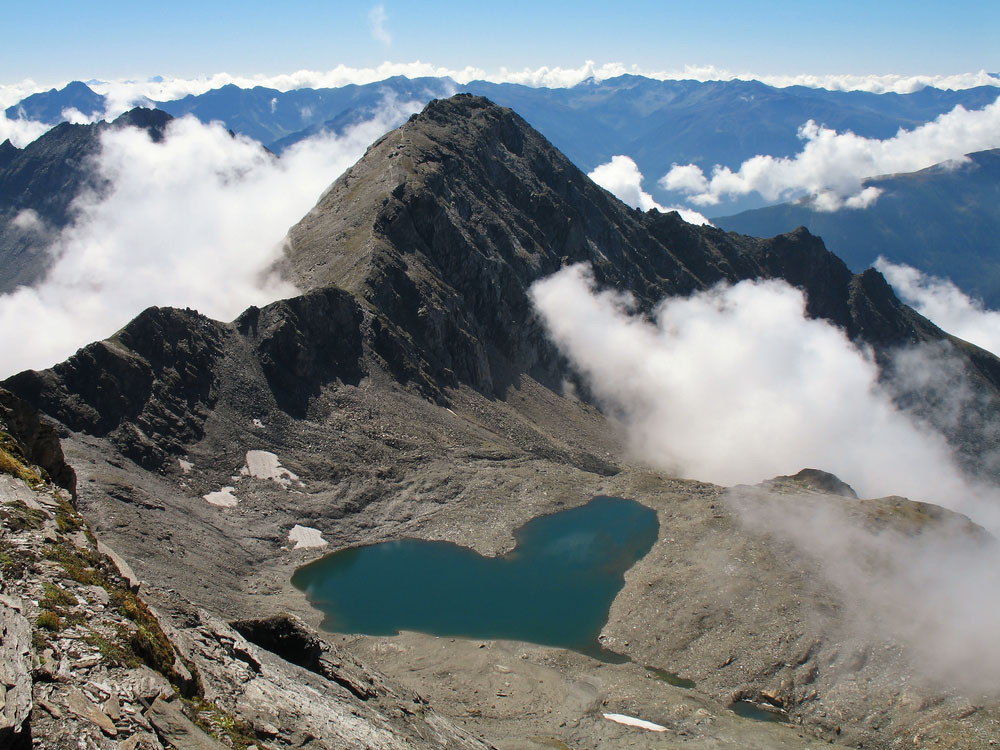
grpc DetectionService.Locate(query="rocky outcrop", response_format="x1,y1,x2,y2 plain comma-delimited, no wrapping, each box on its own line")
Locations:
0,399,491,750
6,306,227,469
236,288,365,417
0,603,33,749
231,613,378,700
0,387,75,495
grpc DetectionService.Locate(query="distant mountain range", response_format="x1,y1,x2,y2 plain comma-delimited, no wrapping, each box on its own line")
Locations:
5,77,1000,306
9,77,999,213
714,149,1000,306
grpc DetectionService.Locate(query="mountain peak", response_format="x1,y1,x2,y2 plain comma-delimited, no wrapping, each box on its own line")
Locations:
5,80,106,123
111,107,173,141
276,94,953,402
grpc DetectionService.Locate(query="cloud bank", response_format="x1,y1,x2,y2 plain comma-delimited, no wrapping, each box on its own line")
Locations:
0,112,51,147
587,155,710,225
730,485,1000,693
0,98,422,377
877,259,1000,357
660,96,1000,209
530,264,1000,525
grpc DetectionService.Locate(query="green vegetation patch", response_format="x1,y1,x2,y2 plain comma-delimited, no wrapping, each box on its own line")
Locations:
0,538,35,578
55,496,84,533
0,432,45,490
85,626,140,667
2,500,47,532
186,697,258,750
41,581,77,608
43,539,195,692
36,610,62,631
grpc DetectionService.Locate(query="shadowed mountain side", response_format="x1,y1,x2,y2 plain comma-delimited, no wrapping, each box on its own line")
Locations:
4,80,107,123
4,288,367,466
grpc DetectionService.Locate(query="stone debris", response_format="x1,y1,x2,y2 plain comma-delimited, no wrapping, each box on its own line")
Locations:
146,696,226,750
119,732,162,750
0,603,33,745
66,687,118,736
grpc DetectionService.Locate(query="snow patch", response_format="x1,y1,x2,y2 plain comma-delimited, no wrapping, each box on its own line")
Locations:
178,459,193,474
602,713,667,732
240,450,300,487
288,525,328,549
252,418,265,428
203,486,237,507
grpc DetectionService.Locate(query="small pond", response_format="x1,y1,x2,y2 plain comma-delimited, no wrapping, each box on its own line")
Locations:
291,496,659,660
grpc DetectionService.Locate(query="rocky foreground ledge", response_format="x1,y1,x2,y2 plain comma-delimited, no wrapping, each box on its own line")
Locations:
0,388,489,750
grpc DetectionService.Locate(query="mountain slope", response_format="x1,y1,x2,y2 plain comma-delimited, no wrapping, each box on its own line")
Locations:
281,93,1000,479
6,95,1000,748
714,148,1000,305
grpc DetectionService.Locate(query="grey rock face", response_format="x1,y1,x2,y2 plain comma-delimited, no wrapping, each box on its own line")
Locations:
0,603,33,748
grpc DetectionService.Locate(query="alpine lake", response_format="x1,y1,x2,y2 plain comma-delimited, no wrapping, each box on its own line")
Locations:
291,496,660,661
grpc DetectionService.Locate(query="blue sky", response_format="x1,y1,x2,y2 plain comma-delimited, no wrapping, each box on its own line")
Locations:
2,0,998,84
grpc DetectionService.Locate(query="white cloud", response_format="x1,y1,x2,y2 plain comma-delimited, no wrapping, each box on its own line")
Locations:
59,107,98,125
0,111,50,147
0,80,45,110
841,185,882,209
529,264,1000,526
11,209,41,231
877,259,1000,357
587,155,711,225
659,163,709,195
369,4,391,46
660,96,1000,209
0,97,423,377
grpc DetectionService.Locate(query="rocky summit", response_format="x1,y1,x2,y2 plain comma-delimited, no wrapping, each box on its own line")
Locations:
4,94,1000,748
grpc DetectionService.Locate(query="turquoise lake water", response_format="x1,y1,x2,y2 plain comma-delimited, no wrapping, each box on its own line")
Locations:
291,496,659,660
